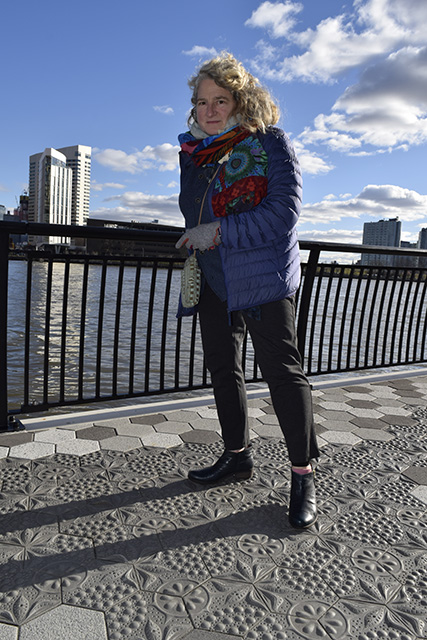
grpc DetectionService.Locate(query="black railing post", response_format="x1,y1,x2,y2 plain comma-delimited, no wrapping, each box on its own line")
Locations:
297,245,321,368
0,231,9,431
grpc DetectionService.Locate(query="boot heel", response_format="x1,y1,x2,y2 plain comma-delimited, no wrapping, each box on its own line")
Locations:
235,469,253,480
289,470,318,529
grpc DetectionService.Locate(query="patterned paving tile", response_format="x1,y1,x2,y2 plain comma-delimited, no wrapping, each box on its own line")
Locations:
0,376,426,639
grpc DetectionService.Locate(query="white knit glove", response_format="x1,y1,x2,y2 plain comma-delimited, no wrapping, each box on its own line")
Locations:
175,220,221,251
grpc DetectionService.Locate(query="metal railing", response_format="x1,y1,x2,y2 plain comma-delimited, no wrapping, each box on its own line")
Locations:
1,220,427,430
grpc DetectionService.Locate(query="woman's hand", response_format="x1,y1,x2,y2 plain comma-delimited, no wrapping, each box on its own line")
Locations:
175,221,221,251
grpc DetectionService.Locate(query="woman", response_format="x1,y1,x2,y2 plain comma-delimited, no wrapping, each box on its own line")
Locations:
176,53,319,529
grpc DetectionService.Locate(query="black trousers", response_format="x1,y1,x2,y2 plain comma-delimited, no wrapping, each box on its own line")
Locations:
198,284,319,465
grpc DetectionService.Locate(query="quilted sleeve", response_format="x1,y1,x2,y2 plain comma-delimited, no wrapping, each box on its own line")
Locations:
219,128,302,250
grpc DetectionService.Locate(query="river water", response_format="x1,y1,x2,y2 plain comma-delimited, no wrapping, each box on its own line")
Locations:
7,259,427,413
7,259,207,411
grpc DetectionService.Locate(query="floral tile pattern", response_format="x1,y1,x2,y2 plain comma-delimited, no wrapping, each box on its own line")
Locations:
0,374,426,638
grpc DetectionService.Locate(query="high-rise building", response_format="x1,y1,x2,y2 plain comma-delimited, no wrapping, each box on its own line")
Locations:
418,228,427,250
57,145,91,226
418,228,427,268
361,218,401,266
28,148,72,246
14,194,29,222
28,144,91,248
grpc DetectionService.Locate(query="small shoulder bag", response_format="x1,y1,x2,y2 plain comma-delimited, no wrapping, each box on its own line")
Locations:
181,165,221,308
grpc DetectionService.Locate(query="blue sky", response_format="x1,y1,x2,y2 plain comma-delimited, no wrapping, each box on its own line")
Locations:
2,0,427,249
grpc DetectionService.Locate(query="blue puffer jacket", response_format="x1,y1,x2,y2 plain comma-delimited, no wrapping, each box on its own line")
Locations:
178,126,302,315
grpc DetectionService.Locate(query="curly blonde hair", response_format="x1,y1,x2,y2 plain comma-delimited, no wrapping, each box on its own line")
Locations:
188,52,280,133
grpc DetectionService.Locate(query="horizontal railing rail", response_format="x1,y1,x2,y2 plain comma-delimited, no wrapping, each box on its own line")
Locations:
1,220,427,430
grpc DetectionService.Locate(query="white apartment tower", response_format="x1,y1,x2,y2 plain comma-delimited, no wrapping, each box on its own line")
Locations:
28,144,91,247
361,218,401,267
28,148,72,246
57,145,91,226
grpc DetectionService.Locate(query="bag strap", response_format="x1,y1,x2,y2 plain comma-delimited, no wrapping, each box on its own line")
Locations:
197,164,221,226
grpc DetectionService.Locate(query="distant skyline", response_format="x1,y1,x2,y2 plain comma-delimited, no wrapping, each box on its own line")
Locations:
2,0,427,249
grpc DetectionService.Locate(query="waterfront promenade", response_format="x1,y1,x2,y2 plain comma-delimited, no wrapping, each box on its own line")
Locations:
0,371,426,640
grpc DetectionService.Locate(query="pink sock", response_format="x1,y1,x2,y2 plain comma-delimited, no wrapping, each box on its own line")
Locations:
292,465,312,475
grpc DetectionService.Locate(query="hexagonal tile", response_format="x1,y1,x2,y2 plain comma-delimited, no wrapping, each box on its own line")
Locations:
99,435,142,452
411,485,427,505
34,429,76,444
342,385,372,394
0,431,33,447
256,414,279,425
180,429,221,444
196,408,219,419
349,417,384,429
372,389,401,400
353,428,395,442
247,398,269,408
320,430,362,445
186,418,220,432
346,399,381,409
0,623,18,639
319,401,355,412
0,446,9,459
130,414,167,425
321,421,357,432
19,604,107,640
379,414,415,426
154,421,194,435
247,407,266,418
317,410,355,423
114,423,156,437
76,426,116,440
140,433,183,448
346,407,384,418
344,392,376,401
402,466,427,485
9,441,55,460
251,423,282,438
56,439,100,456
162,410,200,422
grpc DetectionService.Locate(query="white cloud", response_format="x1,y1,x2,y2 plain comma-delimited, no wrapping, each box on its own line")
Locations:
94,144,179,174
299,184,427,227
292,140,334,175
298,227,363,244
167,181,179,188
0,184,8,192
154,105,174,116
245,1,303,38
247,0,427,83
182,45,218,58
333,46,427,147
247,2,427,158
299,46,427,151
91,191,182,227
91,181,125,192
299,114,363,152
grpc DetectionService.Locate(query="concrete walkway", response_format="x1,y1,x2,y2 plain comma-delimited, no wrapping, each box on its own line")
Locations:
0,373,426,639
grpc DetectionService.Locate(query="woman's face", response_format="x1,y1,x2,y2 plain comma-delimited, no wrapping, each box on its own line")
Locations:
195,77,237,136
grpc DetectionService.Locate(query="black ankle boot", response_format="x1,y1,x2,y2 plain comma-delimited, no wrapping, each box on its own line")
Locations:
188,448,253,484
289,470,318,529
